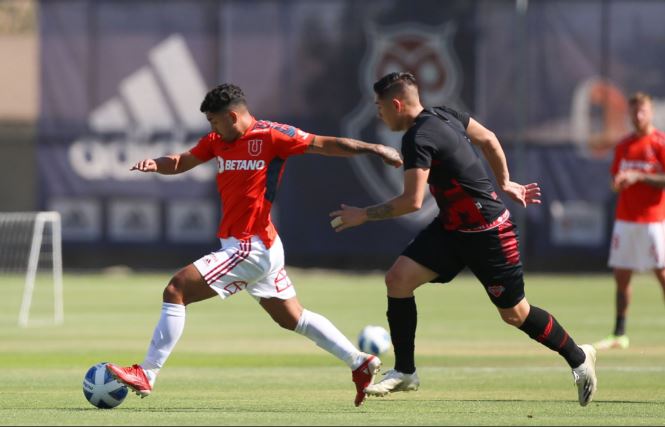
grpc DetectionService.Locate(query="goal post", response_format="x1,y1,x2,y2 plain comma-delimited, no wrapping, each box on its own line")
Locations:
0,211,63,327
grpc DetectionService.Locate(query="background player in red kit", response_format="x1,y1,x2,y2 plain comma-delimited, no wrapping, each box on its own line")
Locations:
595,91,665,350
330,72,598,406
106,83,403,407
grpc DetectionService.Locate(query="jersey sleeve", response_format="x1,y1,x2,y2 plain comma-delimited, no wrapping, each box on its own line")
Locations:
402,130,436,170
189,133,216,162
437,105,471,128
270,123,315,158
656,132,665,171
610,143,623,176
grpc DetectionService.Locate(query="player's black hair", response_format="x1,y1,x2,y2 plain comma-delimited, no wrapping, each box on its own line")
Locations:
373,72,418,98
200,83,247,113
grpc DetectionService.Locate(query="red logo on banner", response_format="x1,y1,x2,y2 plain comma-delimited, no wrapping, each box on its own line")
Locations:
274,268,292,292
248,139,263,156
341,24,462,227
224,281,247,295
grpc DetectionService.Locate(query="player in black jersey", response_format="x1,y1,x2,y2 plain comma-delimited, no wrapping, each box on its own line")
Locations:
330,72,598,406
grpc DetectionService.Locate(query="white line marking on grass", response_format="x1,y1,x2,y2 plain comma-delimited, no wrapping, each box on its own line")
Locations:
425,366,665,373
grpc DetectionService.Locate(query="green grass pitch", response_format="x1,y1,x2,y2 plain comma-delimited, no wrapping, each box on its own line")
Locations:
1,270,664,425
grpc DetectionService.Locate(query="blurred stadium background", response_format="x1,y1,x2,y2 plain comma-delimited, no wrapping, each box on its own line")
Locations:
4,0,665,273
2,1,665,424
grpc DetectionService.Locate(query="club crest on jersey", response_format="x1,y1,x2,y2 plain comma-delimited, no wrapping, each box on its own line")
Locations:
248,139,263,156
487,285,505,298
216,156,266,173
341,22,464,226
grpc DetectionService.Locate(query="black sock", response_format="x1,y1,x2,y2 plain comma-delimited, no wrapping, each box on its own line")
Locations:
387,296,417,374
613,316,626,336
518,305,586,369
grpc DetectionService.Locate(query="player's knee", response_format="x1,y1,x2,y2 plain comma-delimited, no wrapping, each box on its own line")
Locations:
384,269,404,291
163,275,186,304
385,269,419,298
499,311,523,327
162,283,182,304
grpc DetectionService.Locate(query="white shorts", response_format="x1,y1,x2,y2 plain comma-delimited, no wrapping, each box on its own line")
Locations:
608,220,665,271
193,235,296,301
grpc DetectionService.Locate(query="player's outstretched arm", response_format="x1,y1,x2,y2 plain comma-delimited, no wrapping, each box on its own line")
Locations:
465,118,541,207
329,168,428,232
306,135,403,168
130,152,204,175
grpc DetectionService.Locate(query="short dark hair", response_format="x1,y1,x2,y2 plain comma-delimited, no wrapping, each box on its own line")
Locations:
200,83,247,113
373,72,418,98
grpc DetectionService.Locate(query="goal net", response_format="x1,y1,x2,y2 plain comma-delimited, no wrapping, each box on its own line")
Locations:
0,212,63,326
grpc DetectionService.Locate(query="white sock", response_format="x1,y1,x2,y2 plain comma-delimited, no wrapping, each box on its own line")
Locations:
294,309,364,369
143,368,159,387
140,302,186,383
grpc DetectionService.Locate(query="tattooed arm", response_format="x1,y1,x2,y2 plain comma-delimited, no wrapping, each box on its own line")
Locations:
306,135,403,167
329,168,429,232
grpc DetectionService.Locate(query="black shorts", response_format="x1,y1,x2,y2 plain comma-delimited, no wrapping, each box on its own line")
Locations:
402,216,525,309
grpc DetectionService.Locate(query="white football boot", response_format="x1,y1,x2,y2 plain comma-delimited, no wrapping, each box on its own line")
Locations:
593,334,629,350
572,344,598,406
364,369,420,397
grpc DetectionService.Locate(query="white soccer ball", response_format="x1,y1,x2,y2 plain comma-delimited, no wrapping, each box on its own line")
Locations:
82,362,128,409
358,325,392,356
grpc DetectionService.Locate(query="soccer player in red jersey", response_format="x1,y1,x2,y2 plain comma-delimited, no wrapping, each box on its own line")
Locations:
106,83,402,407
595,91,665,350
330,72,597,406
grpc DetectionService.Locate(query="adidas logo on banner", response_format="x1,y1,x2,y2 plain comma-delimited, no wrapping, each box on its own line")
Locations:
68,34,215,182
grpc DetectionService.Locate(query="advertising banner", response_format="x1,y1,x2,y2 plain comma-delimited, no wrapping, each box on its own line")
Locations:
38,0,665,270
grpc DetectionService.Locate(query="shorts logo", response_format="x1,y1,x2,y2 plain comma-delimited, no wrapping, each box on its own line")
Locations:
248,139,263,156
487,285,505,298
341,23,463,226
224,281,248,295
274,268,292,292
203,253,219,265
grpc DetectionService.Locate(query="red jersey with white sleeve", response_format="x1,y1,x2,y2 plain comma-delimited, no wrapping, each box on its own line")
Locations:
610,129,665,222
190,118,314,248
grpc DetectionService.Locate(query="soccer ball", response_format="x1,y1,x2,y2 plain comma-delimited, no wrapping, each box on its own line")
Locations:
82,362,128,409
358,325,392,356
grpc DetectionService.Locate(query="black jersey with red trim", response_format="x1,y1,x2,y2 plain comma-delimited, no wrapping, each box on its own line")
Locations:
401,106,507,231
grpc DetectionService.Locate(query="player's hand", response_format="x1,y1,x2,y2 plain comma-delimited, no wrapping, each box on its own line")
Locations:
329,204,367,232
130,159,158,172
614,170,643,190
378,145,403,168
501,181,541,207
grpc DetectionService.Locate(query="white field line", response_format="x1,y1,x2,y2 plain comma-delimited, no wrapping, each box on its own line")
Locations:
424,366,665,373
